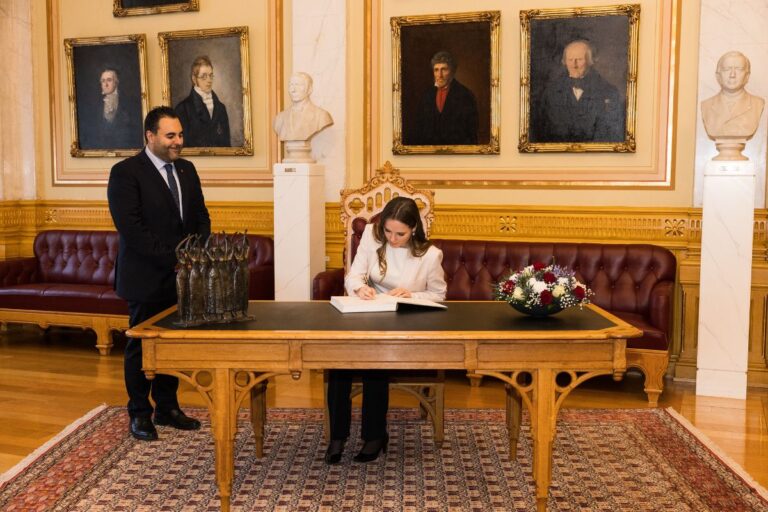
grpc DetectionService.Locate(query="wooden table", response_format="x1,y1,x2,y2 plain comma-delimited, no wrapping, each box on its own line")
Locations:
129,301,640,512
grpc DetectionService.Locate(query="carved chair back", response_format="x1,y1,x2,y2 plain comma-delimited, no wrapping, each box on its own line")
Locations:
340,162,435,273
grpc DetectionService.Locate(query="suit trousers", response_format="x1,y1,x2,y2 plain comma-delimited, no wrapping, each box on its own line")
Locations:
327,370,389,441
125,299,179,418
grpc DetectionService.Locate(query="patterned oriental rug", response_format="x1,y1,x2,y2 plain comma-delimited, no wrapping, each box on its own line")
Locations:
1,407,767,511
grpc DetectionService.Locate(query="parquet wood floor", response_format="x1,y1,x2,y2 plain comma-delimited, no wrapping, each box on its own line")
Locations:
1,325,766,488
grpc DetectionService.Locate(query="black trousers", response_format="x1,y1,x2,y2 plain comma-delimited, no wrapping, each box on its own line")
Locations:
125,299,179,418
327,370,389,441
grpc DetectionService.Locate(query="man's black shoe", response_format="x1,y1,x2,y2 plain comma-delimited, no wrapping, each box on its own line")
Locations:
130,416,159,441
154,408,201,430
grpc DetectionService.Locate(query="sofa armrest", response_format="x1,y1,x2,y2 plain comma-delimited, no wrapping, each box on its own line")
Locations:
0,257,39,286
312,268,345,300
248,266,275,300
648,280,674,335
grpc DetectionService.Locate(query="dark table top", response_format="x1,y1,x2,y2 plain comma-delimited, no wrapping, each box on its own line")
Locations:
151,301,619,334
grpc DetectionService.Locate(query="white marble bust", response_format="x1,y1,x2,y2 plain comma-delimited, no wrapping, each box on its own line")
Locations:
701,51,764,160
273,72,333,162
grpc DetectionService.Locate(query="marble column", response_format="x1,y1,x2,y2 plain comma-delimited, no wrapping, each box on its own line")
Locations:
696,161,754,399
272,163,326,301
0,0,37,200
290,0,346,201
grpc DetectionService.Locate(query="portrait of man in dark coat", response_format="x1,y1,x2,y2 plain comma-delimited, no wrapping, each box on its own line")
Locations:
79,67,143,150
412,51,479,146
174,55,231,147
533,40,625,143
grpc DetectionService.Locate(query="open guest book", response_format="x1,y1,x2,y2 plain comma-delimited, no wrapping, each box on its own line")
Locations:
330,295,447,313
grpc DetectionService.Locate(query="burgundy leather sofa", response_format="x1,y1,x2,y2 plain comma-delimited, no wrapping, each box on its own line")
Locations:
313,224,676,405
0,230,275,355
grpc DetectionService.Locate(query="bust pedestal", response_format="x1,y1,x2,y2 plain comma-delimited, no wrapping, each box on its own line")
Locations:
272,163,326,301
696,160,754,399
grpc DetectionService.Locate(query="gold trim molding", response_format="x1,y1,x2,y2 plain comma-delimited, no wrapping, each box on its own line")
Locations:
0,201,274,258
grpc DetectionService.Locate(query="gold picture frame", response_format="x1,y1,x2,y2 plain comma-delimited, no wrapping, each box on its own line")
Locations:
113,0,199,17
519,5,641,153
158,26,253,156
64,34,149,158
391,11,500,155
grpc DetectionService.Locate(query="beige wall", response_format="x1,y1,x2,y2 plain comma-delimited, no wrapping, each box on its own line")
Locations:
30,0,701,208
349,0,701,207
33,0,278,203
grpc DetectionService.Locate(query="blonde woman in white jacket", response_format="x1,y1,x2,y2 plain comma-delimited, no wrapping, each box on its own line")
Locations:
325,197,447,464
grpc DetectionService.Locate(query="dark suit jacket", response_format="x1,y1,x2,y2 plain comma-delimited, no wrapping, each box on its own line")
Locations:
107,149,211,303
80,97,143,150
411,79,478,145
535,70,625,143
175,88,231,147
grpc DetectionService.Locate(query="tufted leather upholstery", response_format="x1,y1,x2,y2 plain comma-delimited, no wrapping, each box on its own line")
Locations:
313,221,676,352
432,240,675,350
0,230,276,315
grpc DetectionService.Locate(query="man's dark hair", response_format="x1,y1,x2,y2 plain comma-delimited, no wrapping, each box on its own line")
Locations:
144,106,179,135
430,51,456,72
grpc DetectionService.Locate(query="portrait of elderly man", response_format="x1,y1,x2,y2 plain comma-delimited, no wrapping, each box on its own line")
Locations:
412,51,479,146
175,55,231,147
273,72,333,142
535,39,624,143
701,51,764,140
80,67,143,149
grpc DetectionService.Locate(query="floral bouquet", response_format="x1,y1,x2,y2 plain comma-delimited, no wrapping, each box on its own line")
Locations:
493,261,593,317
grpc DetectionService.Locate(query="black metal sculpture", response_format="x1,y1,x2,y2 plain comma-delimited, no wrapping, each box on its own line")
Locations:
175,232,253,326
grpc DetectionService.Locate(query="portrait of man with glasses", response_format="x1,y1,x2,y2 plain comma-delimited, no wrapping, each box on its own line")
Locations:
174,55,231,147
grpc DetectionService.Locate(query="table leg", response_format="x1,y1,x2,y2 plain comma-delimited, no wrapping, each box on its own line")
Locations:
210,368,236,512
531,368,555,512
505,383,522,456
249,380,267,458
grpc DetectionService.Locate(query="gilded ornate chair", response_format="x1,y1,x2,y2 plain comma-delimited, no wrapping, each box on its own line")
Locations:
312,162,445,446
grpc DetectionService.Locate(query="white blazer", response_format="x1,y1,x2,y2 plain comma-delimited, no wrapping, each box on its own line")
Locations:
344,224,447,301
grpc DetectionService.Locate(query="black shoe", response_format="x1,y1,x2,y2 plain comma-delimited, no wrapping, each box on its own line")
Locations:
154,408,201,431
353,434,389,463
130,416,158,441
324,439,346,464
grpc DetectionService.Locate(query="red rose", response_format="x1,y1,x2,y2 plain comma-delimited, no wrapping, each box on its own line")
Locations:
532,261,546,271
573,286,586,300
540,290,553,305
543,272,556,284
502,281,515,293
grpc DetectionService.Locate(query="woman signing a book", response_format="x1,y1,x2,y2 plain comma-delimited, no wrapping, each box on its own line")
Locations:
325,196,447,464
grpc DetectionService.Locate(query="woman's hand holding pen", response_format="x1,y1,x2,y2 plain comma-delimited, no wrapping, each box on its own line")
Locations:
356,285,376,299
356,275,376,299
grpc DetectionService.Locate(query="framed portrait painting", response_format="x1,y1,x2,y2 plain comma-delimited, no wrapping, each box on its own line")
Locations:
113,0,199,17
391,11,500,155
159,26,253,156
519,5,640,153
64,34,149,157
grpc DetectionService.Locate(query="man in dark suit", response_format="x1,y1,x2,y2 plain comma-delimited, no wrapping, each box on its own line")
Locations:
107,106,211,441
411,50,478,146
175,55,231,147
534,40,625,143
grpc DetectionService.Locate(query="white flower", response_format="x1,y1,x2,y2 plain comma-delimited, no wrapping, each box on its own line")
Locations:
557,277,569,285
513,287,524,300
552,285,566,297
531,280,547,293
